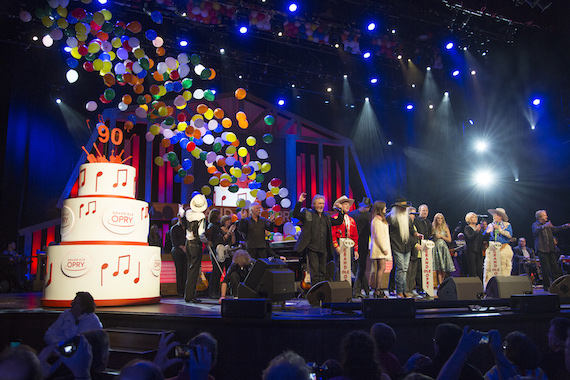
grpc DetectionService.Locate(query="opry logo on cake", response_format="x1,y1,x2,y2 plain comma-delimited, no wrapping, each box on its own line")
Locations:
103,204,137,234
61,252,91,278
60,206,74,236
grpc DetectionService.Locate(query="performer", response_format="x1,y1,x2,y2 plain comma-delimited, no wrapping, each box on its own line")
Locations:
369,201,392,298
238,203,276,260
387,197,420,298
513,238,537,277
169,216,188,297
349,197,372,298
331,195,359,286
293,193,345,284
2,242,26,288
532,210,570,289
484,207,514,279
463,212,484,281
205,209,223,299
413,204,432,294
406,207,422,295
218,250,253,304
432,213,455,285
178,194,208,303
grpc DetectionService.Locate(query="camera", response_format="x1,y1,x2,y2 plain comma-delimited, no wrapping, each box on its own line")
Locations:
307,362,331,380
174,344,198,359
479,332,490,344
58,335,80,357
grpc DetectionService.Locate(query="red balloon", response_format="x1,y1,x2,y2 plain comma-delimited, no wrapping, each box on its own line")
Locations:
272,205,281,212
90,20,102,31
83,61,94,72
177,113,187,122
186,142,196,152
99,94,111,104
169,70,179,80
270,178,282,187
78,45,88,56
70,8,86,20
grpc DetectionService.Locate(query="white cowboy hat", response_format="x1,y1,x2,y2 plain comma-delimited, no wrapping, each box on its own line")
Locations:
487,207,509,222
334,195,355,208
190,194,208,213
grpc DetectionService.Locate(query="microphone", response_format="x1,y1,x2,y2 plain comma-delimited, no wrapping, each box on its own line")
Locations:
477,214,488,218
333,206,342,212
409,212,420,215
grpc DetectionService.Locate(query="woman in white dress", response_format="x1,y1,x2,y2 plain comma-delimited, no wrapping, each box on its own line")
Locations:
369,201,392,298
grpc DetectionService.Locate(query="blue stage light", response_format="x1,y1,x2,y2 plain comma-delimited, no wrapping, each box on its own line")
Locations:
532,98,541,106
277,99,285,106
239,26,248,34
406,104,414,110
367,22,376,31
98,0,108,4
445,42,454,50
363,51,371,59
179,40,188,47
452,70,460,77
387,141,393,146
288,3,298,12
370,78,378,84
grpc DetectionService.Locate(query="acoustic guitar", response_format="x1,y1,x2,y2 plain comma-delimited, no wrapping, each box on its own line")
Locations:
300,256,311,290
196,271,209,292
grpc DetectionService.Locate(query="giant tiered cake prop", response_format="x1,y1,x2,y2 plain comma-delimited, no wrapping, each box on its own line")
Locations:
43,162,161,307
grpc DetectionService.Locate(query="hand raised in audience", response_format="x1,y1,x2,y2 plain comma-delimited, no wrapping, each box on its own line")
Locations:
60,335,93,379
188,344,212,380
153,332,183,372
38,343,61,379
404,352,431,373
298,192,307,203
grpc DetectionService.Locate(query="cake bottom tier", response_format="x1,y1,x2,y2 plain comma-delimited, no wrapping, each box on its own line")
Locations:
43,244,161,307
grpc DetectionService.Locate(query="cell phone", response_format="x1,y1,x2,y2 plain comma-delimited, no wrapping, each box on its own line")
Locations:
479,332,490,344
174,344,197,358
309,374,317,380
58,335,80,357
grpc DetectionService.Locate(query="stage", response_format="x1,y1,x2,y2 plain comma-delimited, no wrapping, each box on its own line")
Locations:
1,290,569,379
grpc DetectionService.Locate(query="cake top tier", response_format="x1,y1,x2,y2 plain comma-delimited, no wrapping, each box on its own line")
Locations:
77,163,137,199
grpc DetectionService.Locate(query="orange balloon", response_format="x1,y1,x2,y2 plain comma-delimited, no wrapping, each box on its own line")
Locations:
266,192,274,198
149,84,160,95
231,140,240,147
123,72,133,83
144,94,152,103
238,120,249,129
193,129,201,139
133,84,144,94
153,71,163,81
148,58,155,69
196,104,208,114
174,164,182,171
207,166,217,174
235,88,246,100
136,76,144,85
161,138,171,148
217,158,226,166
220,179,230,187
122,94,132,105
261,210,270,218
126,21,142,33
231,214,238,223
156,47,166,56
166,106,174,116
208,68,216,80
222,118,232,128
213,108,224,119
124,120,134,131
183,175,195,184
242,166,251,175
275,217,284,226
236,111,247,121
97,31,109,41
103,73,115,87
213,171,222,178
185,126,195,136
154,101,166,110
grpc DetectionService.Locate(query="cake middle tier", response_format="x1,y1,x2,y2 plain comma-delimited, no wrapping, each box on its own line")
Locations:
61,197,151,243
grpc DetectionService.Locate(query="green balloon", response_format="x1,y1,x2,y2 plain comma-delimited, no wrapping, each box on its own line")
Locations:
182,78,193,89
102,22,114,34
64,29,75,37
204,90,215,101
35,8,47,19
199,152,207,161
84,53,97,62
103,88,115,101
262,133,274,144
137,95,146,104
200,69,211,80
164,116,175,126
167,152,177,161
116,74,123,83
190,54,201,66
230,176,237,183
229,184,239,193
213,142,222,152
139,58,150,70
178,169,187,177
152,94,161,101
162,71,170,81
256,174,265,183
263,115,275,126
171,159,180,167
114,26,125,36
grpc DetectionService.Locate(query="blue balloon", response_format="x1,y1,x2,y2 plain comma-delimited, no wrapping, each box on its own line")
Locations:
170,133,181,144
127,115,137,123
214,125,223,133
165,82,174,92
151,11,163,24
194,138,203,146
206,198,213,207
66,57,79,68
137,69,147,78
182,158,192,170
233,161,242,169
248,182,257,189
192,191,200,199
145,29,158,41
172,81,183,92
173,174,182,183
99,52,111,61
67,15,78,24
120,35,130,43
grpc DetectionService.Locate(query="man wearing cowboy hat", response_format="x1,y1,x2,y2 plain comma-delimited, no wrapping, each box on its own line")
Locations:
387,197,421,298
293,192,345,284
532,210,570,289
349,197,373,297
484,207,514,280
178,194,208,303
331,195,359,286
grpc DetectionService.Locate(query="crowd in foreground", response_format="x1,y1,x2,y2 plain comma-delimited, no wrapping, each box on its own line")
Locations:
2,291,570,380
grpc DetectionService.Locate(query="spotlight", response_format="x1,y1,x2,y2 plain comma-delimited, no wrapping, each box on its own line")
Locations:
514,178,520,182
469,119,474,125
365,97,369,101
391,29,396,34
452,70,460,77
406,104,414,110
277,99,285,106
397,54,402,60
55,98,62,104
532,98,541,106
411,83,416,88
387,141,393,146
32,35,38,41
363,51,371,59
326,87,332,92
291,84,295,88
445,42,454,50
343,74,348,79
370,77,378,84
531,125,536,130
334,43,340,48
179,39,188,47
296,95,301,99
234,7,249,34
482,51,487,56
98,0,108,4
428,104,434,109
426,66,431,71
238,75,243,79
271,14,285,37
239,26,248,34
211,89,217,95
324,100,329,104
219,48,225,54
64,46,71,52
288,3,298,12
473,169,494,187
174,0,188,17
367,22,376,31
350,104,355,108
463,46,468,51
475,141,487,152
470,70,476,75
444,91,449,96
277,31,283,37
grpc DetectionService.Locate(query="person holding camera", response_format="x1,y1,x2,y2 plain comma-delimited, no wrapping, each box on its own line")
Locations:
44,292,102,346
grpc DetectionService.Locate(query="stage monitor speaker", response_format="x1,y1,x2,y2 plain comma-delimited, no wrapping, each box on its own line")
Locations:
549,275,570,297
244,258,288,292
362,298,415,319
239,258,295,302
306,281,352,307
511,294,560,313
221,298,272,319
486,276,533,298
437,277,484,301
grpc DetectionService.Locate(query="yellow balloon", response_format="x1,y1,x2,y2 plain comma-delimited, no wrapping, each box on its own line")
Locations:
158,107,168,117
191,114,204,122
238,147,248,157
93,12,105,26
75,23,87,35
102,61,112,72
204,109,214,120
158,86,167,97
246,136,256,146
101,10,113,21
111,37,122,48
191,148,202,158
209,176,220,186
233,168,242,177
226,146,236,156
70,47,81,59
149,124,160,135
133,48,145,59
177,122,188,131
57,18,69,29
56,5,68,18
261,162,272,173
108,51,116,61
271,187,279,195
42,16,54,28
201,185,212,196
237,198,246,208
92,59,104,71
183,90,193,101
250,189,259,197
226,132,236,142
248,173,257,180
75,33,88,42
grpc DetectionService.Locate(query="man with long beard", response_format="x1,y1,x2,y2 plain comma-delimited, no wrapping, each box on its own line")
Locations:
387,197,422,298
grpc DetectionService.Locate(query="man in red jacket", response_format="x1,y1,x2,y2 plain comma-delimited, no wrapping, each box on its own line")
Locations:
332,196,359,283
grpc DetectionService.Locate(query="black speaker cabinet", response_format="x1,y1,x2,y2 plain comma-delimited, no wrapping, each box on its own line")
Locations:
244,258,288,292
511,294,560,313
306,281,352,307
221,298,272,318
549,275,570,296
437,277,484,301
486,276,533,298
238,258,295,302
362,298,416,319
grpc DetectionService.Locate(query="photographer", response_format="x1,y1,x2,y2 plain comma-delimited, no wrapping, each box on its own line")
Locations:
166,332,217,380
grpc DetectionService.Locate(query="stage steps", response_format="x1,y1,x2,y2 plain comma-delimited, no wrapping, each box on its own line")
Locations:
105,327,174,372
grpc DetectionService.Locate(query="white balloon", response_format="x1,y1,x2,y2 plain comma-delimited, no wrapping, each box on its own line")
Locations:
163,129,174,139
66,37,78,48
178,64,190,78
278,187,289,198
257,149,268,159
157,62,168,74
193,89,204,100
85,101,98,112
128,37,140,48
208,120,218,130
114,62,126,75
257,190,267,201
165,57,177,69
132,61,142,74
66,69,79,83
42,34,54,47
194,64,205,76
203,134,215,145
152,37,164,47
281,198,292,209
177,53,189,64
283,222,296,236
118,102,128,111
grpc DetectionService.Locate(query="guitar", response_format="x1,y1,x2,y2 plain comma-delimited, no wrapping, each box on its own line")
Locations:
300,255,311,290
196,271,209,292
215,244,244,262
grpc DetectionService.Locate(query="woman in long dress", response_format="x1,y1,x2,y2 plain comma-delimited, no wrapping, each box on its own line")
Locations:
369,201,392,298
432,213,455,285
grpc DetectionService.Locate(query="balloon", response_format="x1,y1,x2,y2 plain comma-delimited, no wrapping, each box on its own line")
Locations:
19,11,32,22
236,198,246,208
270,178,282,187
261,163,271,173
271,187,279,195
281,198,292,208
283,222,296,236
266,197,276,207
236,111,247,121
209,176,219,186
154,156,164,166
184,175,195,184
235,88,247,100
263,133,274,143
257,190,267,201
246,136,257,146
85,101,98,111
201,185,211,195
278,188,289,198
238,147,248,157
203,134,214,145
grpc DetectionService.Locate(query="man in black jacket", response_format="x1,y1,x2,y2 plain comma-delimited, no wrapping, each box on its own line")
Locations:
532,210,570,288
170,216,187,297
349,197,372,297
293,192,345,284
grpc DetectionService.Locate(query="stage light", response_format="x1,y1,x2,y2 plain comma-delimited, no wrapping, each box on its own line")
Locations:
475,141,487,152
406,104,414,110
291,84,295,88
469,119,474,125
365,97,369,101
334,43,340,48
42,34,54,47
363,51,371,59
445,42,454,50
296,95,301,99
367,22,376,31
482,51,487,56
277,99,285,106
55,98,62,104
391,29,396,34
32,35,38,41
532,98,541,106
463,46,468,51
473,169,494,187
98,0,108,4
66,69,79,83
350,104,355,108
370,77,378,84
411,83,416,88
426,66,431,71
343,74,348,79
471,70,476,75
515,178,520,182
211,89,217,95
288,3,298,12
531,125,536,130
239,26,248,34
397,54,402,60
387,141,393,146
219,48,225,54
277,31,283,37
452,70,460,77
444,91,449,96
238,75,243,79
179,39,188,47
235,7,249,34
428,104,434,109
326,87,332,92
324,100,329,104
64,46,71,52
